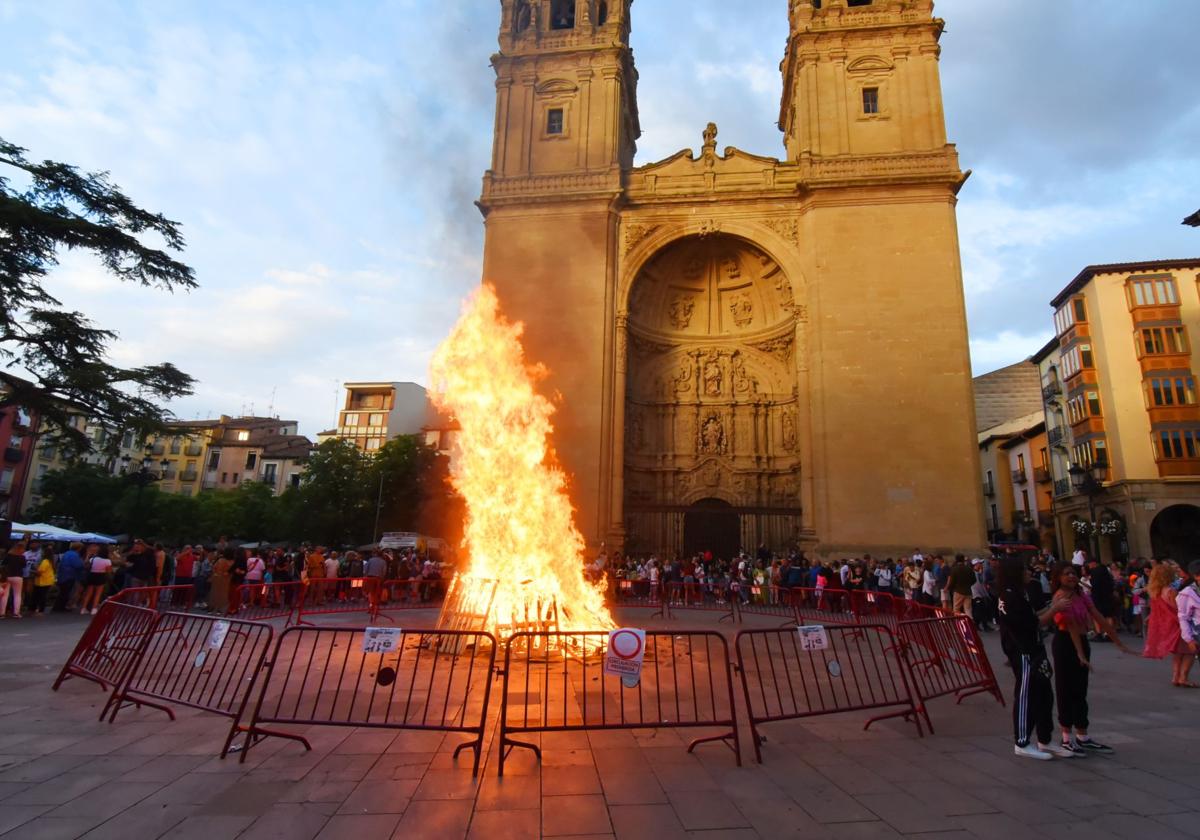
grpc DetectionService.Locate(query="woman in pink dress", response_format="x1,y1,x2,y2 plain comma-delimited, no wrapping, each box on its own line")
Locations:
1142,562,1195,687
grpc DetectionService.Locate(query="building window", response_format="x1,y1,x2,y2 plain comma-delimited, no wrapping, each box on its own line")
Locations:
263,463,277,484
985,469,993,492
862,87,879,114
344,413,360,427
1127,275,1179,308
1086,391,1102,417
546,108,564,135
990,504,999,530
232,473,240,484
246,452,257,469
1053,297,1085,336
0,468,13,493
1072,438,1107,468
1138,325,1188,357
366,438,382,451
236,430,250,441
208,450,221,471
550,0,575,29
169,437,181,454
1060,344,1093,380
368,413,385,427
1146,376,1197,407
1156,428,1200,460
122,431,134,449
221,472,228,483
1020,489,1030,514
179,486,192,497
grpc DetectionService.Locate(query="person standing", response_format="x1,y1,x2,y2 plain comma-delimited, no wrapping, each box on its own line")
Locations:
54,541,84,612
948,554,974,616
29,547,56,615
996,555,1074,760
1143,562,1195,687
1177,561,1200,672
1049,562,1133,755
78,546,112,615
124,539,156,589
1085,557,1117,642
2,541,27,618
174,545,196,590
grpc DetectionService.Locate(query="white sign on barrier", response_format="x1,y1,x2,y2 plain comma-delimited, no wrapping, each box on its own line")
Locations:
207,621,230,650
362,626,403,654
797,624,829,652
604,628,646,687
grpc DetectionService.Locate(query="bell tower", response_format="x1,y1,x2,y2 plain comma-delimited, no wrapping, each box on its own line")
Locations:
477,0,640,547
780,0,949,162
486,0,639,184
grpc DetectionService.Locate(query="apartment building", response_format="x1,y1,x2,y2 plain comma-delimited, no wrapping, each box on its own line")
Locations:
21,416,143,515
1042,259,1200,563
179,417,310,495
325,382,437,451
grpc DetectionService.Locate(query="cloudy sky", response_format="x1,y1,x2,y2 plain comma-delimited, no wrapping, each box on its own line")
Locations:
3,0,1198,437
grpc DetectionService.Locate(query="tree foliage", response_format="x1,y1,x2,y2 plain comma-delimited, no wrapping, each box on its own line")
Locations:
29,434,460,547
0,138,196,456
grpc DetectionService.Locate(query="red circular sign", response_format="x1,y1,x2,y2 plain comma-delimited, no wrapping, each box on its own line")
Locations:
610,629,643,660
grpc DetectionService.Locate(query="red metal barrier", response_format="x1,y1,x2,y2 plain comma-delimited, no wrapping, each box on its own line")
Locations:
375,578,448,617
663,581,737,623
51,602,159,693
850,590,900,630
788,587,857,627
498,630,741,775
612,578,665,617
735,624,924,762
295,577,380,625
229,581,301,622
110,585,195,612
241,625,496,774
102,611,299,758
738,585,800,625
897,615,1003,733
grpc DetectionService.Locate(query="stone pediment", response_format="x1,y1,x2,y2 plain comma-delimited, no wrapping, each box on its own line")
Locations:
633,145,781,180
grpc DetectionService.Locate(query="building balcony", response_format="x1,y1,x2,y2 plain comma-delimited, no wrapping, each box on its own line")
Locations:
185,444,203,456
1012,468,1028,483
1146,405,1200,425
1139,351,1192,375
150,443,165,456
983,481,996,497
1054,478,1072,498
1033,466,1051,483
1047,426,1066,447
1042,381,1062,401
1069,416,1106,436
1157,458,1200,478
180,470,198,482
160,470,177,481
201,476,219,490
1129,303,1181,324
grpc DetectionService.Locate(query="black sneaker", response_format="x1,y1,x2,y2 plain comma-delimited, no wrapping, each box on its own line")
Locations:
1059,740,1088,758
1075,738,1113,754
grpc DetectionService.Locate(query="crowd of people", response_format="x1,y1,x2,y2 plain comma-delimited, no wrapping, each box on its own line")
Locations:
0,537,446,618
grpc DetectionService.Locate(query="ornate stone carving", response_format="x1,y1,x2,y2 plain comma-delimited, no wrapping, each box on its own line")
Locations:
701,122,718,168
697,219,722,238
673,357,693,395
682,255,705,280
774,275,796,314
782,411,797,451
629,334,674,357
622,222,659,255
729,293,753,327
701,460,722,487
668,294,695,329
698,413,727,455
627,410,645,452
765,217,800,245
731,353,758,395
701,352,723,397
749,335,793,364
721,255,741,280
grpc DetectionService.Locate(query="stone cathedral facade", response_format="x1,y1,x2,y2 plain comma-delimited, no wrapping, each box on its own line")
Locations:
476,0,986,559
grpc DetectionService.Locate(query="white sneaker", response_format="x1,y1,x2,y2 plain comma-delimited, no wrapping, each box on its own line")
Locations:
1039,742,1083,759
1014,743,1053,761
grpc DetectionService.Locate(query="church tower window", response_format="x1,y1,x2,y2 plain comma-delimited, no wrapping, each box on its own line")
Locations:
546,108,565,135
550,0,575,30
862,87,880,115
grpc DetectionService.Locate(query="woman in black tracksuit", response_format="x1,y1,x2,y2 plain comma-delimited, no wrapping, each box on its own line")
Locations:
996,556,1070,759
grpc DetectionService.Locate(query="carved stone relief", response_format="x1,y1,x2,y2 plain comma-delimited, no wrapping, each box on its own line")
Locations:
622,222,660,255
782,411,797,451
764,217,800,245
749,335,793,364
702,353,723,397
668,294,695,329
729,293,753,327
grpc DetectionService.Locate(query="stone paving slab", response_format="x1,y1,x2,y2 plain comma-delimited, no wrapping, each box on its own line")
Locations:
1,609,1198,838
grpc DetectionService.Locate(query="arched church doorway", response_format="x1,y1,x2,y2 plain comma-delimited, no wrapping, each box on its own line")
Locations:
1150,504,1200,564
683,499,740,560
622,233,803,558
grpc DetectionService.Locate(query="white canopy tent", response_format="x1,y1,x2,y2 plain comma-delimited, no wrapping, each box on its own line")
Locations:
9,522,117,544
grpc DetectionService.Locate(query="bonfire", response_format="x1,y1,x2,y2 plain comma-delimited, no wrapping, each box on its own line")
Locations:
429,284,614,642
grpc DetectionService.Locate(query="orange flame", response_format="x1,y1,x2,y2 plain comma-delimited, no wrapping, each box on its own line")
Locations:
429,284,614,635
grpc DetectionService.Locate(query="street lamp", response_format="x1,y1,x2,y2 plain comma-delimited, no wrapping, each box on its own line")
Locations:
1068,458,1108,562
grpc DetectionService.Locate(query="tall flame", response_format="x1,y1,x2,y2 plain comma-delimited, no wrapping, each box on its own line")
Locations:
429,284,614,634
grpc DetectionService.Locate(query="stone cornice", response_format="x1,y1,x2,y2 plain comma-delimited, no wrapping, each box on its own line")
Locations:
479,169,624,210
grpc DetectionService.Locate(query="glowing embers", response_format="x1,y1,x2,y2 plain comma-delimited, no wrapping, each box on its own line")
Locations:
429,285,614,643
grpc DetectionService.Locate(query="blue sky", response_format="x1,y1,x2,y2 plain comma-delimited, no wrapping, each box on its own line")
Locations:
3,0,1198,437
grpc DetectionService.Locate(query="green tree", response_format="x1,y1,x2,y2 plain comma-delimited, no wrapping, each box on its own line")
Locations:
294,438,374,545
0,138,196,457
27,462,123,532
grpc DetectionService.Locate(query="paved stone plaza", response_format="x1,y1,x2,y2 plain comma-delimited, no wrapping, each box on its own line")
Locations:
0,610,1197,840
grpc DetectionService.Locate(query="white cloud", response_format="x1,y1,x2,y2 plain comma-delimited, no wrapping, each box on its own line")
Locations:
970,330,1053,376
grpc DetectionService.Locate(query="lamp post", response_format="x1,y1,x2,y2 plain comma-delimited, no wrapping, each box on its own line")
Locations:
1068,458,1108,562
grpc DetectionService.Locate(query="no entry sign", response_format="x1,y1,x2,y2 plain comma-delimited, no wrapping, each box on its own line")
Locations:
604,628,647,687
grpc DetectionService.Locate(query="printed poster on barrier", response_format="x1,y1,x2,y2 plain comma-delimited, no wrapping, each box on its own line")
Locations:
207,620,230,650
362,626,403,654
604,628,646,688
797,624,829,652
